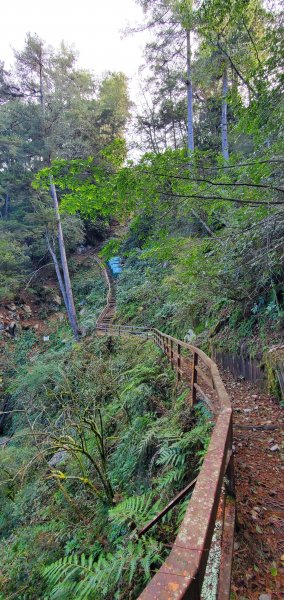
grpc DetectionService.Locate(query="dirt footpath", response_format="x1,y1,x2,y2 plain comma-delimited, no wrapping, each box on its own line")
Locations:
222,373,284,599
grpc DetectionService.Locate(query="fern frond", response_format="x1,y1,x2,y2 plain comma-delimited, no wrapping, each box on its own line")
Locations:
43,552,96,588
109,492,161,528
138,427,158,456
156,466,185,490
44,537,164,600
157,445,185,468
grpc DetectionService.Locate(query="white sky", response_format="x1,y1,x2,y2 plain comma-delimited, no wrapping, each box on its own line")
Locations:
0,0,148,104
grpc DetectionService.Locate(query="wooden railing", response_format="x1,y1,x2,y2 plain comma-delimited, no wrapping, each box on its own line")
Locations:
95,263,235,599
96,323,152,337
93,256,116,328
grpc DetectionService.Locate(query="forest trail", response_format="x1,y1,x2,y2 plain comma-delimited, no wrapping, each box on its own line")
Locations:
96,258,284,599
224,373,284,599
95,255,117,329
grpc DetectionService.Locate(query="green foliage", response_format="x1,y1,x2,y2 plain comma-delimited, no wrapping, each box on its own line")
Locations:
99,238,122,260
109,493,161,529
0,230,30,300
1,317,210,598
43,537,163,600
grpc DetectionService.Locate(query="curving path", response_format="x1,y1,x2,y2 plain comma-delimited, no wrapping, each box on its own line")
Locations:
95,258,235,600
95,257,284,599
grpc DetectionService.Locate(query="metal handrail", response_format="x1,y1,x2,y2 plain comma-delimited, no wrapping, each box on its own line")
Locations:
95,265,235,599
139,328,234,600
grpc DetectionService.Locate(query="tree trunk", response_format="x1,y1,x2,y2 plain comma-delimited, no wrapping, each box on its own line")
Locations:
49,177,79,340
221,67,229,160
169,85,177,149
186,30,194,153
38,43,45,115
45,232,69,313
35,44,78,340
4,193,9,219
186,31,215,237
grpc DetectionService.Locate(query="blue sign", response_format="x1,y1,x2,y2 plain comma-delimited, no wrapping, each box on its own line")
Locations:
108,256,122,277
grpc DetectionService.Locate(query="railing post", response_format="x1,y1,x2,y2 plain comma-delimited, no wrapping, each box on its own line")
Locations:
177,343,181,380
170,339,174,369
191,352,198,407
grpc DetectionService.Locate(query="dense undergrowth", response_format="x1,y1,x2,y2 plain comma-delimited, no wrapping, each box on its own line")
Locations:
110,193,284,358
115,250,284,357
0,266,212,599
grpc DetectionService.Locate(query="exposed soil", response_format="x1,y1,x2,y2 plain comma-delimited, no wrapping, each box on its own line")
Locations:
222,372,284,599
0,246,101,345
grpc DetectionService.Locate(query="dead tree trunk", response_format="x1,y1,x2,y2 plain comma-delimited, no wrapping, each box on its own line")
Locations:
221,67,229,160
45,232,69,312
4,194,10,219
186,29,194,153
49,177,79,340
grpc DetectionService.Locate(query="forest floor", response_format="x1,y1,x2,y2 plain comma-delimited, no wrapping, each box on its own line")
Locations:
0,246,100,346
222,372,284,600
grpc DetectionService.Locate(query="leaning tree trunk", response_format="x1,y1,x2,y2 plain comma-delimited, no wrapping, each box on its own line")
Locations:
221,67,229,160
49,177,79,340
4,193,9,219
186,31,215,235
45,232,69,313
186,29,194,153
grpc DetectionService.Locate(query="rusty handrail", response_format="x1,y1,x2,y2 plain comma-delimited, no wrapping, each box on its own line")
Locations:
95,264,235,599
138,329,234,600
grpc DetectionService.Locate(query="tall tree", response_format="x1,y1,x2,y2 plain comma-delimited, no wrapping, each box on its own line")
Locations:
221,65,229,159
133,0,190,152
186,28,194,151
0,35,130,336
173,0,197,152
49,178,79,339
199,0,272,157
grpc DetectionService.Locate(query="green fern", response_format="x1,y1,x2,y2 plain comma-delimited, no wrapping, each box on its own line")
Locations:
155,466,185,490
44,538,163,599
121,365,160,393
109,492,161,529
137,427,158,456
157,445,186,468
